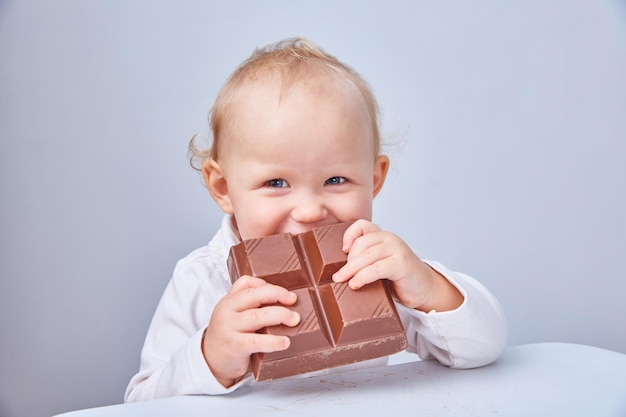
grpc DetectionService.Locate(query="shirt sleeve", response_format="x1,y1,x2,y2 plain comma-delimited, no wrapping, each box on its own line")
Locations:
398,260,508,369
124,257,253,402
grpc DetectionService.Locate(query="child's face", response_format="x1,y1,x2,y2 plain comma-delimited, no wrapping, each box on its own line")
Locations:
205,76,389,241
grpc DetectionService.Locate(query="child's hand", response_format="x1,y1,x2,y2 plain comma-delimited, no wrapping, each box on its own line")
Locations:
332,220,464,313
201,276,300,388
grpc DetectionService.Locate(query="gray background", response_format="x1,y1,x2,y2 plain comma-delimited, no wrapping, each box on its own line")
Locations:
1,1,625,416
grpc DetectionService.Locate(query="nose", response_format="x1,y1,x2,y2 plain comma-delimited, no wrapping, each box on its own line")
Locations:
290,192,328,225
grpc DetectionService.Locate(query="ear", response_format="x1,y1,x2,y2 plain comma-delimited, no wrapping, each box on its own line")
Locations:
372,154,389,198
202,159,234,214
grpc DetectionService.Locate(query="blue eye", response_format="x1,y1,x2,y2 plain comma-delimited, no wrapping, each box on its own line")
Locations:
325,176,346,185
266,178,289,188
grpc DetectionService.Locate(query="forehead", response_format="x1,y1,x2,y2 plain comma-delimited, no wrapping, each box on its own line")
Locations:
242,68,362,108
220,73,374,156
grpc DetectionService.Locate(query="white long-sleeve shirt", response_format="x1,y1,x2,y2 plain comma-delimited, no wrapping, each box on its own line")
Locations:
125,215,507,402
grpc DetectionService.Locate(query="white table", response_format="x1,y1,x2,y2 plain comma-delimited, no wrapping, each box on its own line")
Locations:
56,343,626,417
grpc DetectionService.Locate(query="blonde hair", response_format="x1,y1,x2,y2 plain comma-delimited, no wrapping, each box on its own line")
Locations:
188,37,382,170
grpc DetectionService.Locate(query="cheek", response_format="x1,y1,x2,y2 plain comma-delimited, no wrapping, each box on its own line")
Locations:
233,203,285,240
334,193,373,221
356,201,374,221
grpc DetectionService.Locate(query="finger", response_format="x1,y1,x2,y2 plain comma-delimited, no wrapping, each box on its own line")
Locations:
346,255,394,290
342,219,381,253
333,233,386,283
230,283,298,312
240,332,291,354
239,305,301,331
230,275,269,292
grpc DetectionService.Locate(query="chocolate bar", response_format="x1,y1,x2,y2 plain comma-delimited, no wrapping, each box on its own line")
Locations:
227,222,408,381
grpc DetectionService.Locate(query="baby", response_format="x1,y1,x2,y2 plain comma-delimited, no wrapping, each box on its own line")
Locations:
125,37,507,401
